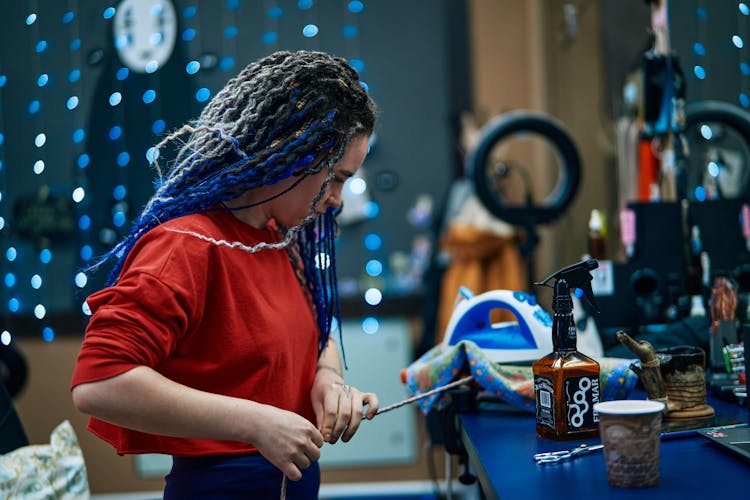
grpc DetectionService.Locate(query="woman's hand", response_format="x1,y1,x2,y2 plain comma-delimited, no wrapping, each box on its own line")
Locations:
250,405,325,481
311,366,379,444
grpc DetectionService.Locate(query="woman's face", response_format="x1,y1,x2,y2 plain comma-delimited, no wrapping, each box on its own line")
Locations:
271,134,370,228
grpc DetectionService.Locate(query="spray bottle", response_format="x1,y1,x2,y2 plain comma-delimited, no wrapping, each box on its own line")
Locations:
532,259,601,440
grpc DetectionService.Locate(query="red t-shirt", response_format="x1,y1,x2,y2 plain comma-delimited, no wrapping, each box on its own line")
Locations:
71,210,319,456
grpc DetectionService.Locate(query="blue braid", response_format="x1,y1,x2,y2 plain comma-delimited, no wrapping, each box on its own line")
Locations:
299,209,345,364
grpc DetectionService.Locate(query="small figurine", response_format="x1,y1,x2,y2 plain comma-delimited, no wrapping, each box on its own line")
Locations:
616,330,714,419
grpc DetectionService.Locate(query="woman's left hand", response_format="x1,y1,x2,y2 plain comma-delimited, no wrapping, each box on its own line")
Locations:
311,368,379,444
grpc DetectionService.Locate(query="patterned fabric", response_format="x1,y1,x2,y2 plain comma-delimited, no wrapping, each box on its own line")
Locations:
0,420,89,499
405,340,638,413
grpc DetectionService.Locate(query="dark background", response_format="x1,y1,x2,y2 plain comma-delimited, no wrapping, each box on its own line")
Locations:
0,0,471,338
0,0,748,340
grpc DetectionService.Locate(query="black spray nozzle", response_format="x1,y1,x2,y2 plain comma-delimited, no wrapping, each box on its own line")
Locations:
534,259,600,313
551,279,573,314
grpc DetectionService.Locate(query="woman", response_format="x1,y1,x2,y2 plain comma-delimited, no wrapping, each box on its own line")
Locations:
71,50,380,499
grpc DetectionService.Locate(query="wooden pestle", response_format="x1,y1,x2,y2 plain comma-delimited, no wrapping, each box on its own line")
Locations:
615,330,672,411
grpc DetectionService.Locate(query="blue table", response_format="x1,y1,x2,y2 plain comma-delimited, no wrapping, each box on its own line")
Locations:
459,395,748,499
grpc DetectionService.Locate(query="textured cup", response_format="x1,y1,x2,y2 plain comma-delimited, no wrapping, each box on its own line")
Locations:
594,400,665,488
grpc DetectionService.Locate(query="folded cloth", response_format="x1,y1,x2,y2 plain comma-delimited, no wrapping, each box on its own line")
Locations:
405,340,638,414
0,420,90,499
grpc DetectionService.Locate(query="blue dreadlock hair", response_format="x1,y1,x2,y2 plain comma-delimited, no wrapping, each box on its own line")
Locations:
87,50,377,357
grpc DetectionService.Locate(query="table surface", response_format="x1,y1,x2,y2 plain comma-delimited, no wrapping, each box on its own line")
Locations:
460,394,749,500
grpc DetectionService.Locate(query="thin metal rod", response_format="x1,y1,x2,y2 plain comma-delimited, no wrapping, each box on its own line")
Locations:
374,375,475,416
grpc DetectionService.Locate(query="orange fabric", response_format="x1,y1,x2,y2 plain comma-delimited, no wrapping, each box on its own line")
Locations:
638,139,660,201
435,224,527,343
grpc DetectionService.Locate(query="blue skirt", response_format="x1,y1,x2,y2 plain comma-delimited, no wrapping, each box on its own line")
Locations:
164,453,320,499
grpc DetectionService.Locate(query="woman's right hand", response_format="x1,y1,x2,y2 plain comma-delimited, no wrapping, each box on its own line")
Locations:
250,405,325,481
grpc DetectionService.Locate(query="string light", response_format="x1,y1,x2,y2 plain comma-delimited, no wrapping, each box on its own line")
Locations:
0,0,389,340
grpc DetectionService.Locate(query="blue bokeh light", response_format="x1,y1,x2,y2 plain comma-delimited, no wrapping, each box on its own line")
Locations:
109,126,123,141
363,200,379,218
349,59,365,72
113,211,126,227
152,119,166,134
186,61,200,74
117,151,130,166
80,245,93,261
146,147,159,163
364,288,382,305
268,6,283,18
262,31,278,45
220,57,235,71
302,24,319,37
364,233,382,251
362,317,379,334
77,153,90,168
113,185,127,200
365,259,383,276
42,327,55,342
195,87,210,102
78,215,91,230
72,128,85,143
40,249,52,264
224,26,238,39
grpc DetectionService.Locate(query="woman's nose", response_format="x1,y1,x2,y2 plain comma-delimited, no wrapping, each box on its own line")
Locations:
326,192,342,208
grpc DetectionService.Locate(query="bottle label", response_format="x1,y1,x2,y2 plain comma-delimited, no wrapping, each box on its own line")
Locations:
565,376,600,429
534,376,555,428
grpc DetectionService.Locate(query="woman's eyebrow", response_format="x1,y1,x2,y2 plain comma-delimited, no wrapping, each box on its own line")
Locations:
336,169,355,178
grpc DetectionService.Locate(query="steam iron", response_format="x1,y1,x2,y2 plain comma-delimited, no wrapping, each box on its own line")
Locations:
441,286,554,364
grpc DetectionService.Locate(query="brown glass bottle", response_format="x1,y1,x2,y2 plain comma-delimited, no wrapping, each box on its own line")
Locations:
533,279,600,440
587,209,606,260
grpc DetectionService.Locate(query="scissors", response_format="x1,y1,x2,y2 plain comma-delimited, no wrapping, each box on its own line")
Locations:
533,443,604,465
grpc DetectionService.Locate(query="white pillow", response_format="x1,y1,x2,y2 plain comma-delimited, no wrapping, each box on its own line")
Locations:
0,420,90,499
